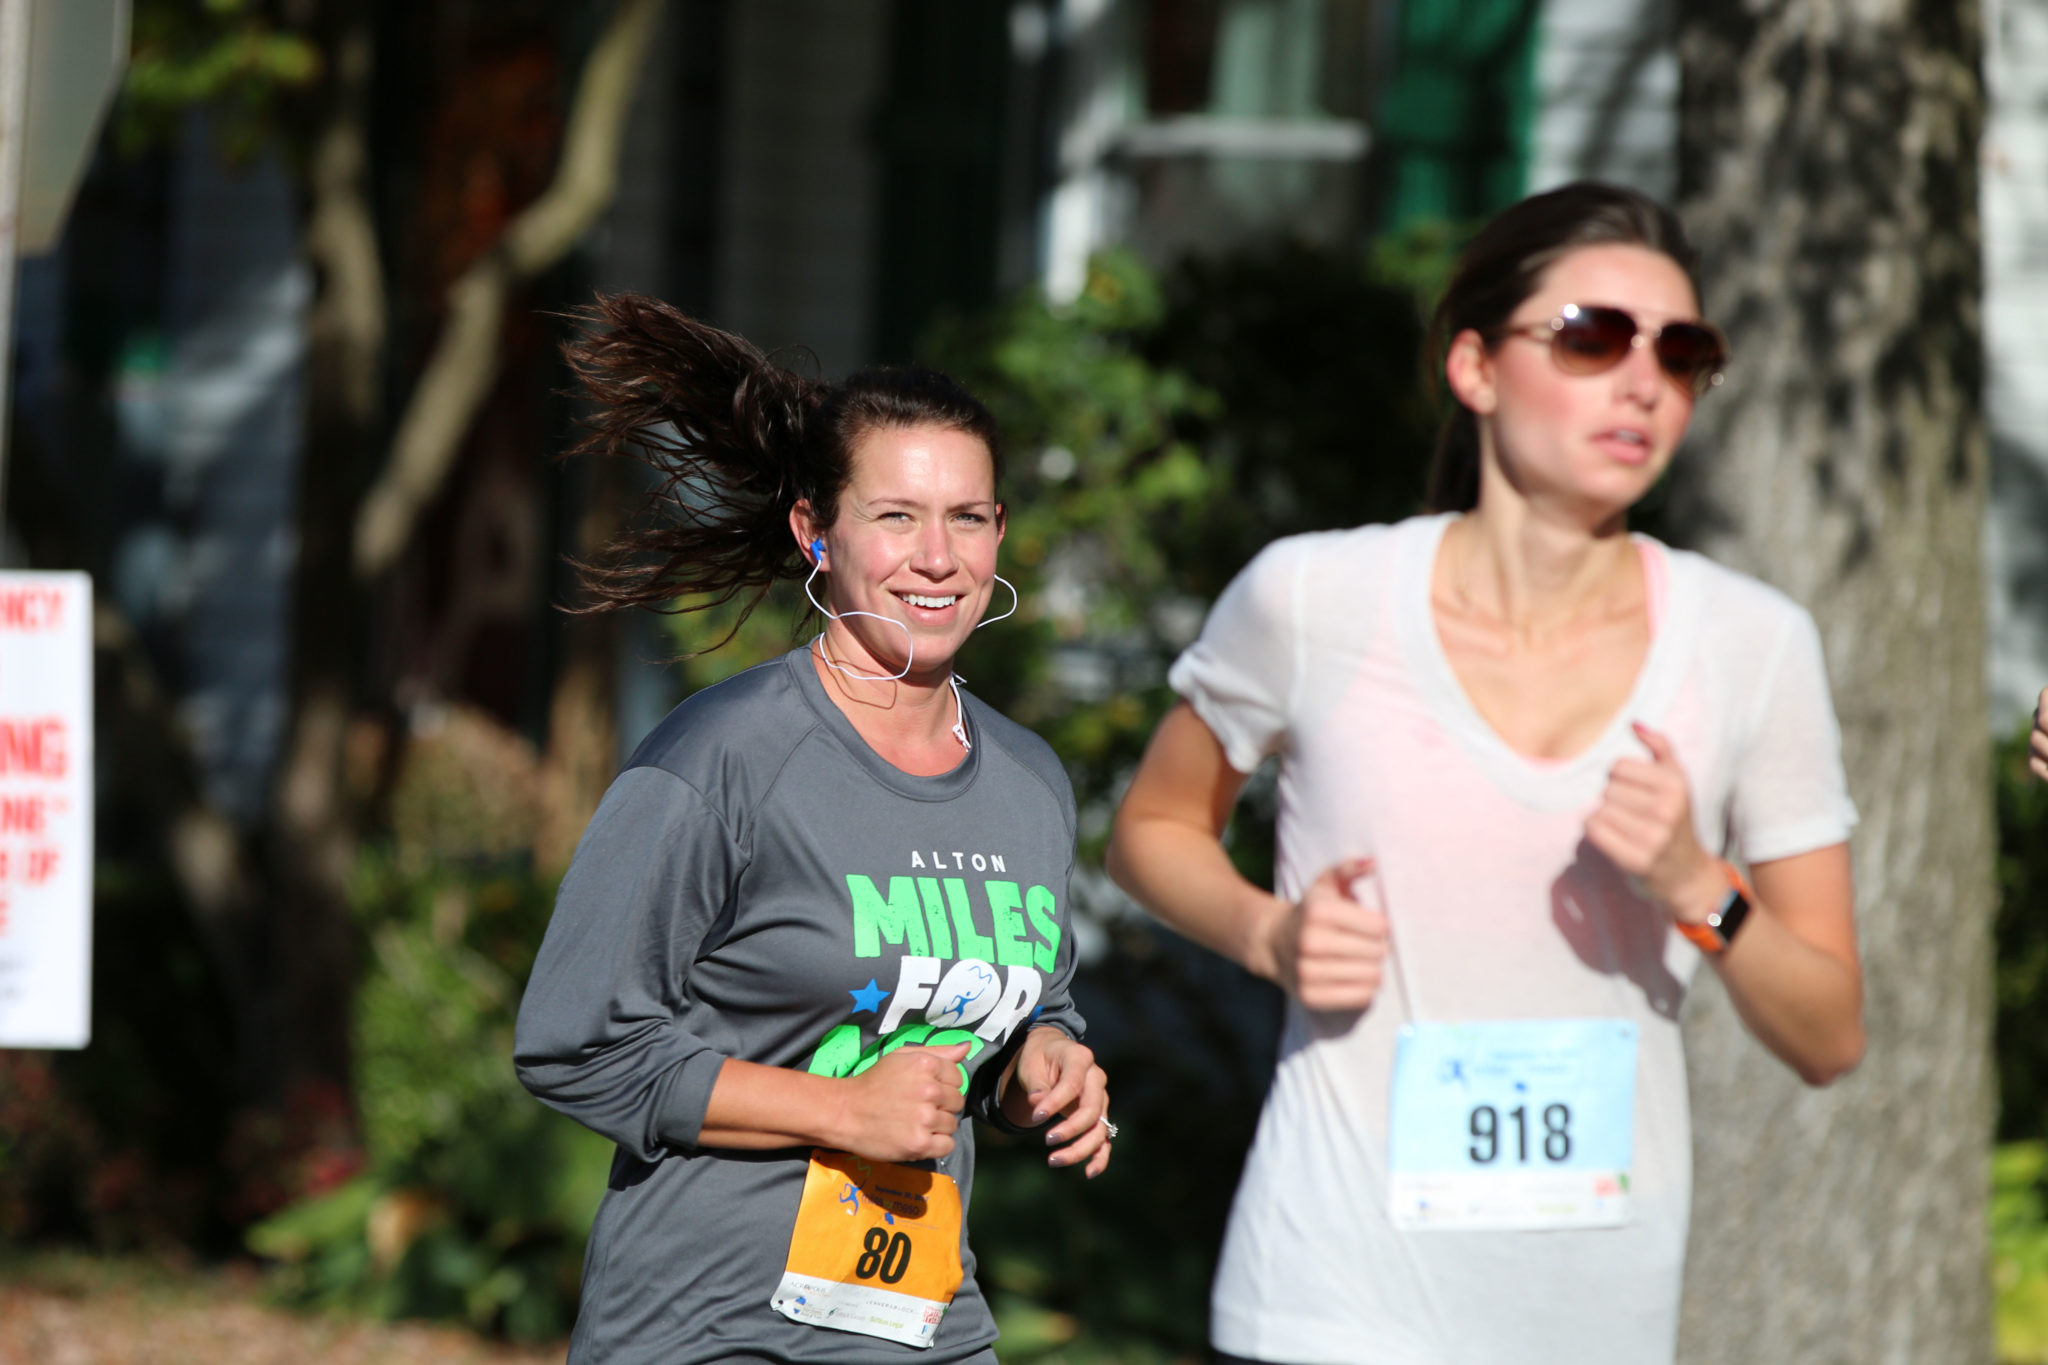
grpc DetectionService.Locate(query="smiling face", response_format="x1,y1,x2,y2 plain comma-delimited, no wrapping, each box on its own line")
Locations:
1446,243,1704,523
793,422,1004,684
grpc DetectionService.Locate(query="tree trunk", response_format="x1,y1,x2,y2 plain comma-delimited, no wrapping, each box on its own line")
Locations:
261,12,386,1104
1672,5,1994,1363
351,0,666,579
537,454,624,877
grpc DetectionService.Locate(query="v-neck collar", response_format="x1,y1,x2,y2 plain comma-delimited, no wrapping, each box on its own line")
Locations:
1393,513,1701,810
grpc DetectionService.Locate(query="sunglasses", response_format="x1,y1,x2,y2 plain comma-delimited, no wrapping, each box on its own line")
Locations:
1488,304,1728,398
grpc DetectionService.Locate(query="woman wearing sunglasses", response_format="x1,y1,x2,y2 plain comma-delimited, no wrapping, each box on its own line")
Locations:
1105,181,1862,1364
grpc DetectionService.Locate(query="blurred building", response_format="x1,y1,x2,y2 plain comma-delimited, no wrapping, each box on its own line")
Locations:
1984,0,2048,730
13,0,2042,835
627,0,2041,730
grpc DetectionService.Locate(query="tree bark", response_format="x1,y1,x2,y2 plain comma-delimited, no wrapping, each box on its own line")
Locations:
260,12,386,1103
536,454,625,877
1672,5,1994,1363
351,0,666,580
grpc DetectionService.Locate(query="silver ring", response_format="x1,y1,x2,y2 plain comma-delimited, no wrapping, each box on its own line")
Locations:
1099,1116,1119,1140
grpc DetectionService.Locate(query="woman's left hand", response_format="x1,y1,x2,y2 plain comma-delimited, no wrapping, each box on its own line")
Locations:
1585,722,1723,925
1003,1026,1111,1178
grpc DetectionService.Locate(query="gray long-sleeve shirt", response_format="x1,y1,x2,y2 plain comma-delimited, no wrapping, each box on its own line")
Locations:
515,647,1084,1364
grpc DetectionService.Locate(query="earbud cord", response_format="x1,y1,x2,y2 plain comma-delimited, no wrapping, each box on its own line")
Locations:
805,543,1015,752
805,552,913,683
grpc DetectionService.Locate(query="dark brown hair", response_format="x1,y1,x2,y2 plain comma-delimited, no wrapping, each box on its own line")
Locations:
559,293,1003,640
1423,182,1702,513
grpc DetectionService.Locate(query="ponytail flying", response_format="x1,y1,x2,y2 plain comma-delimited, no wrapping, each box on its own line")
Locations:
558,293,1002,640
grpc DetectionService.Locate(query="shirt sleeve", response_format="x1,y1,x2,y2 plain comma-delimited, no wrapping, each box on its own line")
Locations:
1166,537,1306,774
1728,605,1860,864
514,765,743,1160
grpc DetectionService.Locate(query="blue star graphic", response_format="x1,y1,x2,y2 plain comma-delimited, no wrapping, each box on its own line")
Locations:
848,979,889,1015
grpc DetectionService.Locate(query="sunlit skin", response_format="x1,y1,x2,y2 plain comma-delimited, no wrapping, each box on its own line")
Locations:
675,422,1114,1177
1451,243,1702,531
2033,687,2048,782
1108,242,1864,1087
794,423,1007,712
1434,245,1700,769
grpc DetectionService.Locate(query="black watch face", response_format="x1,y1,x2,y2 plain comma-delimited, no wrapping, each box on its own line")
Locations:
1709,890,1751,946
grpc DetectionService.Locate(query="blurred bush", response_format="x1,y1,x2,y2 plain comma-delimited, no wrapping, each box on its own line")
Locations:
1998,1141,2048,1364
244,713,612,1342
0,868,243,1251
1997,723,2048,1145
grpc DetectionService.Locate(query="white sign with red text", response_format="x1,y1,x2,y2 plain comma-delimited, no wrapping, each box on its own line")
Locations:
0,572,92,1048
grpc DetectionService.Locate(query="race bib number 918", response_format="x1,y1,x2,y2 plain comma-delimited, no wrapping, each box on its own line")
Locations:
1388,1018,1639,1231
772,1149,964,1349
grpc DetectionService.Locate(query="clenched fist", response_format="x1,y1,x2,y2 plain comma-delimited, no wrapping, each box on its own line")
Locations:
1585,722,1721,925
833,1042,969,1163
1258,858,1390,1011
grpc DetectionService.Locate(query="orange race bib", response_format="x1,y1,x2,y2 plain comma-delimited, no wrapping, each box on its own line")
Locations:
770,1149,965,1349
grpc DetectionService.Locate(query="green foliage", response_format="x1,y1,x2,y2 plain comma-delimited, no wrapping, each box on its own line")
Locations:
1996,725,2048,1143
1991,727,2048,1363
117,0,321,159
246,852,612,1341
1995,1142,2048,1363
1369,218,1478,319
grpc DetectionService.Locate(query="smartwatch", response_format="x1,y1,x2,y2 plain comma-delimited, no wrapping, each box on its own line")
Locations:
1675,861,1752,954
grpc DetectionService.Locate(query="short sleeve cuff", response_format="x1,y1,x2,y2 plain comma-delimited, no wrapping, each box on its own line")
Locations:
1168,652,1282,775
1738,802,1859,866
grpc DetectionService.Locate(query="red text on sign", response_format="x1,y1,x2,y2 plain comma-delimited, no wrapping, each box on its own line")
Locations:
0,719,65,778
0,845,59,885
0,795,45,835
0,589,63,632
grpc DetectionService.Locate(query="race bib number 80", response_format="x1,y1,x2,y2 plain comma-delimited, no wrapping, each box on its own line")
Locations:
772,1149,964,1349
1388,1018,1639,1231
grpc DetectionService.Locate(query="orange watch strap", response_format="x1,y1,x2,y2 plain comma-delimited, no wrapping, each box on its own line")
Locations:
1675,860,1752,953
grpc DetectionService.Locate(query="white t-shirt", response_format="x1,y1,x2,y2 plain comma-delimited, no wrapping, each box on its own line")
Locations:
1169,514,1856,1365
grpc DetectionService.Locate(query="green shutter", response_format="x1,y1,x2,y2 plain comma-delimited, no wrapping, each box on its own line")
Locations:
1375,0,1540,229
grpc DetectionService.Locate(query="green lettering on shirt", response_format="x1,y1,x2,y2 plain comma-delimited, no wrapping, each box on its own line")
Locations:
807,1024,864,1078
848,874,929,958
807,1020,986,1094
986,881,1033,968
1026,885,1061,973
916,877,955,960
944,877,996,962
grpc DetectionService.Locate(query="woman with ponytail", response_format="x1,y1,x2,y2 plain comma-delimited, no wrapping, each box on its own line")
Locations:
515,295,1109,1365
1105,183,1864,1364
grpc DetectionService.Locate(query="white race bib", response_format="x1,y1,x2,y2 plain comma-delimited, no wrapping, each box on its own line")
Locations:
1388,1018,1638,1231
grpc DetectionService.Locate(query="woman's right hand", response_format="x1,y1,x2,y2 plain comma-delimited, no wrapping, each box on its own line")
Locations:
2031,687,2047,782
1257,858,1390,1011
831,1042,970,1162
